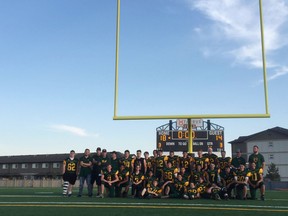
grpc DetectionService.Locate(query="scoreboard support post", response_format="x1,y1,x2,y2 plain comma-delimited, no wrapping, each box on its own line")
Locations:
188,119,193,153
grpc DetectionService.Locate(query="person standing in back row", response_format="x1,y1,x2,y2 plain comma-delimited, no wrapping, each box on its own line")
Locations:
62,150,79,197
231,149,246,171
91,147,102,196
78,149,93,197
248,145,265,170
132,150,146,174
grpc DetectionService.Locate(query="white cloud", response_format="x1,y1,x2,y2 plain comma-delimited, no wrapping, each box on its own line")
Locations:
193,27,202,33
267,66,288,81
49,124,99,137
255,66,288,85
185,0,288,80
200,47,212,58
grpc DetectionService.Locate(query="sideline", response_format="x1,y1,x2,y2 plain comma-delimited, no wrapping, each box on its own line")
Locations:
0,203,288,212
0,201,288,212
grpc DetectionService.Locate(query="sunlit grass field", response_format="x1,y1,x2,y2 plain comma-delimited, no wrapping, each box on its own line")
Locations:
0,188,287,216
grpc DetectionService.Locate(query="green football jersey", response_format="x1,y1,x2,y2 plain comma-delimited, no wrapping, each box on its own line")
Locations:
148,185,162,195
63,157,79,174
248,153,265,169
155,156,167,170
194,157,209,169
131,172,145,183
221,171,235,185
103,170,118,181
190,170,206,183
119,157,133,172
174,178,189,192
163,167,178,182
117,169,129,182
167,155,179,168
145,176,158,188
196,183,207,194
234,169,248,182
218,157,232,170
100,156,110,171
207,169,220,184
247,168,263,184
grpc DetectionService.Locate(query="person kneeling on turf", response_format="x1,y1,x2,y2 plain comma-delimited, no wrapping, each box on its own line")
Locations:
100,164,119,198
186,183,198,200
115,164,130,198
141,179,162,198
234,164,248,200
221,166,236,199
195,176,224,200
247,162,265,200
131,165,145,198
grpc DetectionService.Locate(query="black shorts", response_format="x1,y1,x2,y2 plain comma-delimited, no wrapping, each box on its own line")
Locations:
91,173,102,186
63,173,77,185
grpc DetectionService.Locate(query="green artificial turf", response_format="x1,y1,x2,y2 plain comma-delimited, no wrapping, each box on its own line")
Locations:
0,188,287,216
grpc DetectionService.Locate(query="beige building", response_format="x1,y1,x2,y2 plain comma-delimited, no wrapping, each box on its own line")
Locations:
229,126,288,181
0,151,123,180
0,154,66,179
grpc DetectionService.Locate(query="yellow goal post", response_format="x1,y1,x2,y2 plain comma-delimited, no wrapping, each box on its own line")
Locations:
113,0,270,120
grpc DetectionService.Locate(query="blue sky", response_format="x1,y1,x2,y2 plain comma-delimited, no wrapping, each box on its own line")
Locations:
0,0,288,157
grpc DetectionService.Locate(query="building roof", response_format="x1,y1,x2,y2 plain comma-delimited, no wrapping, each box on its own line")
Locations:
229,126,288,144
0,151,125,164
0,154,68,164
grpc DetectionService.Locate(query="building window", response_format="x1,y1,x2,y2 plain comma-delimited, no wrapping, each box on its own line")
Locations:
21,164,28,169
269,154,274,160
53,163,60,169
268,142,273,147
2,164,8,169
32,163,38,169
42,163,49,168
12,164,18,169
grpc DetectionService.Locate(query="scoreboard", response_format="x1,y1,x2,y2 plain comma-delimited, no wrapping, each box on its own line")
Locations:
156,130,224,152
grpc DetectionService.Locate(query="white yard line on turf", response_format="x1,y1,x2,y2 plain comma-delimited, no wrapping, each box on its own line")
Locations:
0,201,287,209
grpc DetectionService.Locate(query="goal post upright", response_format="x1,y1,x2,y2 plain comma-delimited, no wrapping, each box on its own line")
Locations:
114,0,121,118
113,0,270,127
259,0,270,116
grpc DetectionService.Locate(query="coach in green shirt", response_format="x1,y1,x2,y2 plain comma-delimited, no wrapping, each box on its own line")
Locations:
248,145,265,170
231,149,246,170
78,149,93,197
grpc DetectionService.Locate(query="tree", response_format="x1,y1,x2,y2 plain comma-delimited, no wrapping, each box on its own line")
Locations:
265,163,281,181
